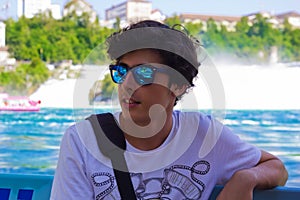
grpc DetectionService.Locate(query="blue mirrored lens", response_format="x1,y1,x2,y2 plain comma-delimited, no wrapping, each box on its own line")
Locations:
112,65,127,83
133,66,154,85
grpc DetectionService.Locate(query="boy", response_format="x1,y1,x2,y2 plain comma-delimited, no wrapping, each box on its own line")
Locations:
51,20,287,200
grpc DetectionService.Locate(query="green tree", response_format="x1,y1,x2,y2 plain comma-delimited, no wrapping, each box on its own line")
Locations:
0,58,49,95
88,74,116,104
101,74,116,98
236,17,250,33
5,11,114,64
164,15,181,27
184,22,203,37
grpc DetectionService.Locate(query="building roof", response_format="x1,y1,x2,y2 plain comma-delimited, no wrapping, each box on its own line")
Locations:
244,11,271,17
151,9,162,14
0,47,9,51
180,13,241,22
106,0,151,10
128,0,150,2
64,0,93,9
276,11,300,19
105,1,127,12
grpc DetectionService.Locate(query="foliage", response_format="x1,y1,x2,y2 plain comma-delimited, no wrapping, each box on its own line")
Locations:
101,74,116,98
3,12,300,98
0,58,49,95
88,74,116,104
97,15,300,100
164,15,181,27
5,12,114,64
3,11,115,95
166,14,300,63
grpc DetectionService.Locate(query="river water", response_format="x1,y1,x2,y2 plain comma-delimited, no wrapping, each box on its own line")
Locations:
0,108,299,187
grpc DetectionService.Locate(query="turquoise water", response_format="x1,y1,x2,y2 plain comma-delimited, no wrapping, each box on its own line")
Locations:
0,108,299,187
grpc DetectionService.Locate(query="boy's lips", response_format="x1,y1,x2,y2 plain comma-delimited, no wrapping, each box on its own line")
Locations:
122,97,141,108
124,98,140,104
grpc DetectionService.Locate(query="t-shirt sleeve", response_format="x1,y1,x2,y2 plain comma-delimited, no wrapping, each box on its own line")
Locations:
214,124,261,185
50,125,94,200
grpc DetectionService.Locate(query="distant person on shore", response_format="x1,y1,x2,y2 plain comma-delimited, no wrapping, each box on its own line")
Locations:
51,20,288,199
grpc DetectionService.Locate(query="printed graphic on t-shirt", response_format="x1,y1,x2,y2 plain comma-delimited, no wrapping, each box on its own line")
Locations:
91,160,210,200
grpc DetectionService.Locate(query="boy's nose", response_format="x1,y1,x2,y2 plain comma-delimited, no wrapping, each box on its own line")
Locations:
120,71,140,94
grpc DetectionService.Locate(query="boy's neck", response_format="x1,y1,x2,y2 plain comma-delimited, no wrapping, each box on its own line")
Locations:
122,114,173,151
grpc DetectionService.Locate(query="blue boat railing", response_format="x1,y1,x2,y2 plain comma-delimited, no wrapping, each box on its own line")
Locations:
208,185,300,200
0,173,299,200
0,174,53,200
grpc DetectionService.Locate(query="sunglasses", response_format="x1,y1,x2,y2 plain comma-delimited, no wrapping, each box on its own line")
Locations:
109,63,169,85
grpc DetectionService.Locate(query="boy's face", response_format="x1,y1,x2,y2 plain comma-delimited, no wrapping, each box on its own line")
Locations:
118,49,176,126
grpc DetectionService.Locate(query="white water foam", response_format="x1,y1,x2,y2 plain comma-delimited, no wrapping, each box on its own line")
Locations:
30,64,300,110
30,79,77,108
184,63,300,110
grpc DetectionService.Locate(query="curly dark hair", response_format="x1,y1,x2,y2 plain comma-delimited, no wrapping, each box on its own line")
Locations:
106,20,201,104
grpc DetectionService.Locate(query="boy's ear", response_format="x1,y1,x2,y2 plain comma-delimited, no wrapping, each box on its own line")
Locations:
170,84,188,97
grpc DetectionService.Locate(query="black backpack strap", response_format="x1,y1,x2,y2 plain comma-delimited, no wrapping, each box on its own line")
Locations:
87,113,136,200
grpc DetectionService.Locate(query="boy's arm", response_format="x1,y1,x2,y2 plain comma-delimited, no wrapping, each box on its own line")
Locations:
217,150,288,200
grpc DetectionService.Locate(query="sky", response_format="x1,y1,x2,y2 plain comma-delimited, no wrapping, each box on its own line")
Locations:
1,0,300,20
58,0,300,19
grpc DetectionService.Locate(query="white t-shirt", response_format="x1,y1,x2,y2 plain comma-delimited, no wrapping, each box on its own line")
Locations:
51,111,261,200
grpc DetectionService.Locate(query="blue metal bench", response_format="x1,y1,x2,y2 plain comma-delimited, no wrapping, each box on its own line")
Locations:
0,173,299,199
